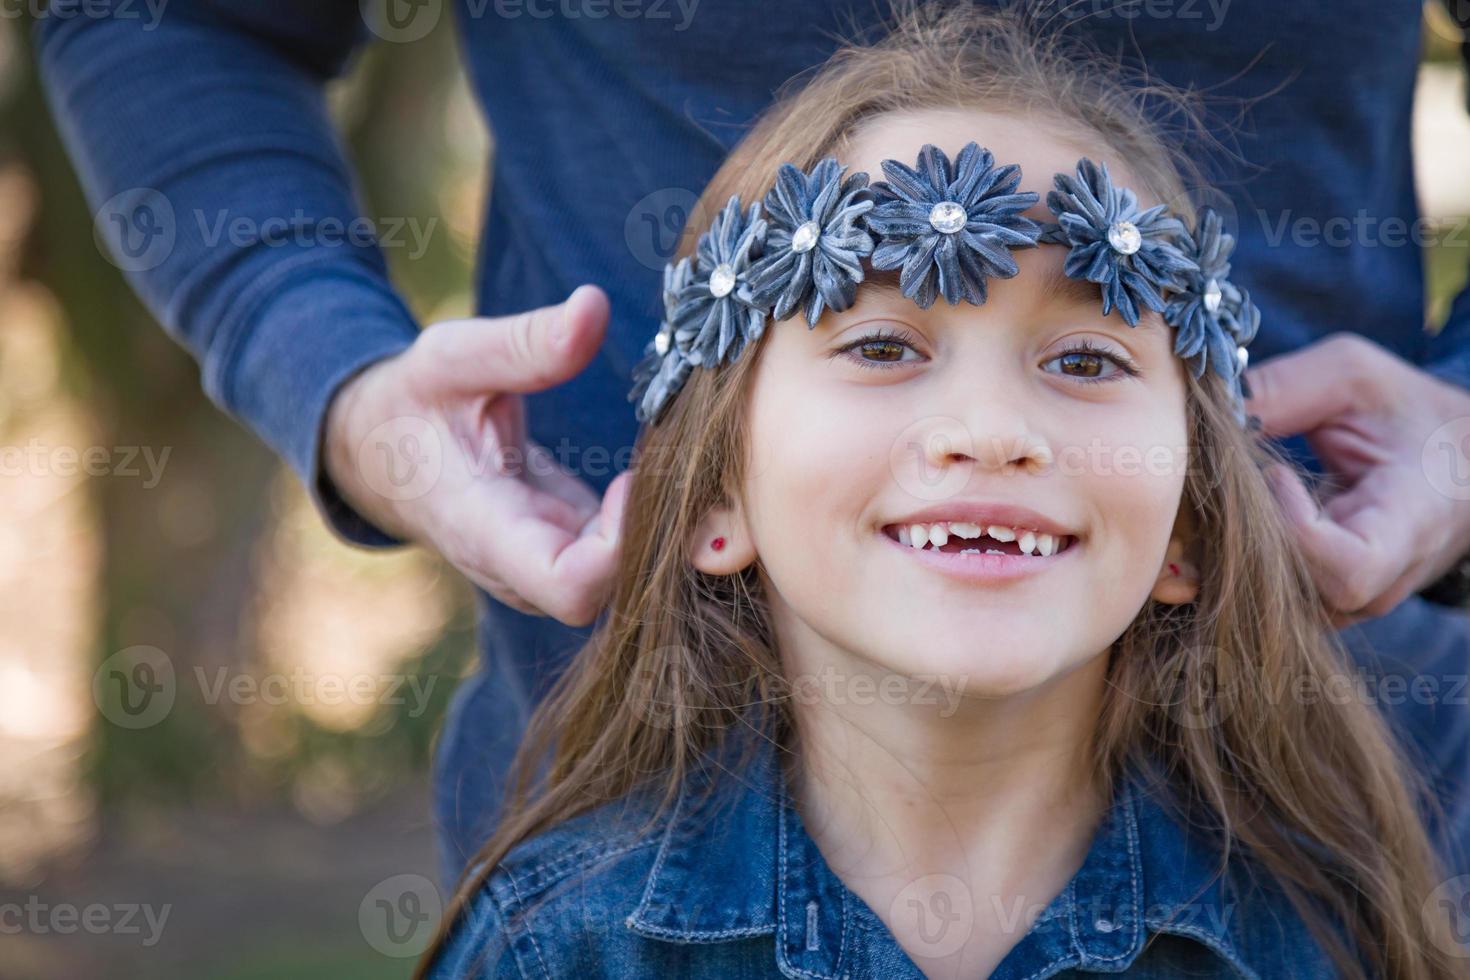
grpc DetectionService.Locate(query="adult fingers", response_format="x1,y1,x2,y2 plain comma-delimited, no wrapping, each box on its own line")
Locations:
1243,335,1373,438
466,470,631,626
423,284,610,397
523,440,603,520
1265,463,1416,614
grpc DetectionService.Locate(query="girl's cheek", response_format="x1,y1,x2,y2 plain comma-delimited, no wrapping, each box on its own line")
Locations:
1103,461,1187,581
1066,405,1187,523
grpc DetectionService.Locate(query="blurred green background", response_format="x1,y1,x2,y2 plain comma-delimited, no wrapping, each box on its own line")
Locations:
0,10,487,979
0,5,1467,979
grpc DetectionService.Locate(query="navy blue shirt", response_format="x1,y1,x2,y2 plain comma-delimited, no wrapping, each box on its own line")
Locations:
35,0,1470,884
428,729,1345,978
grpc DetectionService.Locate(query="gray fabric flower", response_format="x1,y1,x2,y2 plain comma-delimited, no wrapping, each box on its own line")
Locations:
629,153,1268,429
629,256,696,425
629,196,768,424
1041,158,1198,326
628,340,694,426
747,157,876,327
866,142,1041,308
668,194,769,369
1164,207,1260,410
1164,209,1260,376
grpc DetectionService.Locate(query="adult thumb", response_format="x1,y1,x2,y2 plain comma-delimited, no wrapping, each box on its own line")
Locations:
1242,341,1355,438
428,284,610,396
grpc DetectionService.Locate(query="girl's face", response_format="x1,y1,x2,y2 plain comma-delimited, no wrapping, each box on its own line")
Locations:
695,109,1196,698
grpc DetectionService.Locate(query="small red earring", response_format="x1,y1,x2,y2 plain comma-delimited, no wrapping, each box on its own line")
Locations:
711,537,726,551
1168,563,1181,576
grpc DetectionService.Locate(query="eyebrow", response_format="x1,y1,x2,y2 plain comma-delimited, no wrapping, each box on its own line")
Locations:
1038,261,1112,309
859,256,1160,331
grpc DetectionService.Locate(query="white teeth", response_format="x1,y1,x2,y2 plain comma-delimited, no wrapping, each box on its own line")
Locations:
893,520,1067,557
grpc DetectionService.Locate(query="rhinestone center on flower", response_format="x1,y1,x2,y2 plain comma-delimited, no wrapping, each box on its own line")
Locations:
928,201,967,235
791,220,821,253
708,263,736,298
1203,278,1223,314
1106,220,1141,255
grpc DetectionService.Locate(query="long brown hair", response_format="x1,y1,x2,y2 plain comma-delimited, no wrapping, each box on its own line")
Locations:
419,5,1464,977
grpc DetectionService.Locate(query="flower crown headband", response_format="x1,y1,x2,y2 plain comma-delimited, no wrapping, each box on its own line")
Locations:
629,141,1260,427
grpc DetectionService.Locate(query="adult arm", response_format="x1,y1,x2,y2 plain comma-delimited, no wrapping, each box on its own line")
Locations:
37,1,630,623
36,0,422,545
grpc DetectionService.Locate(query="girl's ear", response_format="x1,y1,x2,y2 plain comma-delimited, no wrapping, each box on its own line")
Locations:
689,497,757,574
1151,504,1201,605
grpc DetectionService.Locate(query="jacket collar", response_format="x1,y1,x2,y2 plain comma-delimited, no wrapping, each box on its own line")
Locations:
624,730,1304,978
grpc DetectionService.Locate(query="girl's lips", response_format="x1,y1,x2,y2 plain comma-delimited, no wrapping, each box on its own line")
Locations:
877,526,1078,584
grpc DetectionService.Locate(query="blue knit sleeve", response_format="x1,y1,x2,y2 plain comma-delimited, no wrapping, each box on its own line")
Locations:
35,0,420,546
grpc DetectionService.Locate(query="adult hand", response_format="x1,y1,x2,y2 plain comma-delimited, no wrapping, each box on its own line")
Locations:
1246,333,1470,627
322,284,632,626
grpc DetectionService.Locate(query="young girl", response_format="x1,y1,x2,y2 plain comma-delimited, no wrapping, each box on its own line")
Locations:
419,7,1464,978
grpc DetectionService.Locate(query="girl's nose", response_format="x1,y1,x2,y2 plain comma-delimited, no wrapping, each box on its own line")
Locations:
936,374,1055,475
964,421,1054,473
926,415,1053,474
896,408,1054,501
888,363,1056,499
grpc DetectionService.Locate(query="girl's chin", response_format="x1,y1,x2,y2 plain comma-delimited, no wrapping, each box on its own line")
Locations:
864,645,1081,700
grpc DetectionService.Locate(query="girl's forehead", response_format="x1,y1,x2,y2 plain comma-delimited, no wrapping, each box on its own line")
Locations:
842,108,1164,217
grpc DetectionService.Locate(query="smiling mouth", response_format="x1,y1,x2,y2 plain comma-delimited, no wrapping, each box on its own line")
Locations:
880,520,1077,558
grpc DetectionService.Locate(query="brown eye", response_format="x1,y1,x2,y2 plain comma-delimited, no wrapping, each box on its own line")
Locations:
858,340,905,363
1041,343,1138,383
832,327,925,371
1058,351,1105,377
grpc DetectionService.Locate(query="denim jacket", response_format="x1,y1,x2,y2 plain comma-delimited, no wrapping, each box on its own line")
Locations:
429,731,1347,979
